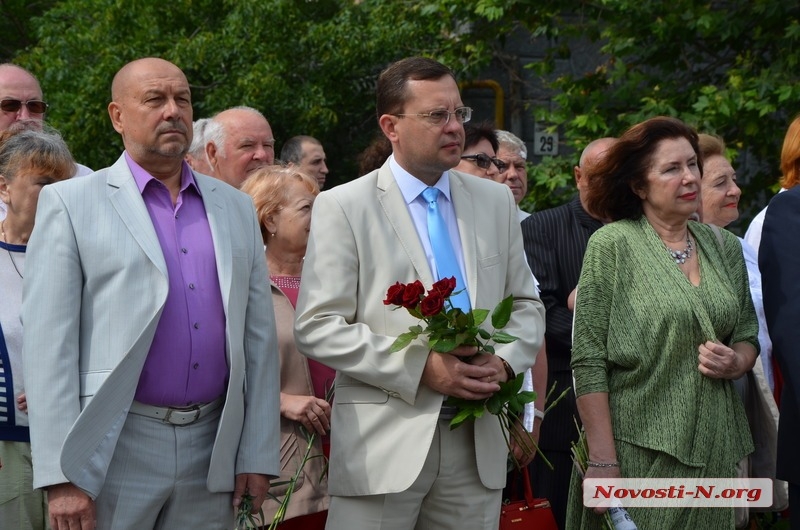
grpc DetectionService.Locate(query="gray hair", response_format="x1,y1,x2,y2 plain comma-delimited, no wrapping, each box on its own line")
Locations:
206,106,268,154
188,118,211,160
495,130,527,159
0,126,75,181
280,135,320,164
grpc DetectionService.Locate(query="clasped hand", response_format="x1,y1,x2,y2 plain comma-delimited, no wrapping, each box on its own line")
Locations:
697,340,747,379
420,345,505,400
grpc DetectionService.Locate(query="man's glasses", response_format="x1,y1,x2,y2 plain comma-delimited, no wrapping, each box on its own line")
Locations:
393,106,472,127
0,99,49,114
460,153,507,172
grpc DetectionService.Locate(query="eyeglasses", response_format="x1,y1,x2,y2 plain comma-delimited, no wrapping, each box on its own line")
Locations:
460,153,507,171
0,99,49,114
497,158,527,175
392,106,472,126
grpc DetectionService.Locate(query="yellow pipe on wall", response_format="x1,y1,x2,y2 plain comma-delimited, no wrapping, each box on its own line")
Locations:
459,79,504,129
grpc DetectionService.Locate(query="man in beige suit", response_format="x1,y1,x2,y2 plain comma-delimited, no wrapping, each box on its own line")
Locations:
294,57,545,529
22,58,280,529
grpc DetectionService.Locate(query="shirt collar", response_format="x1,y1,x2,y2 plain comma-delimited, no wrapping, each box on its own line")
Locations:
390,154,452,205
124,152,201,196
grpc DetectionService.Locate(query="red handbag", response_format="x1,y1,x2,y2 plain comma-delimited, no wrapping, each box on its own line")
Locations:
499,466,559,530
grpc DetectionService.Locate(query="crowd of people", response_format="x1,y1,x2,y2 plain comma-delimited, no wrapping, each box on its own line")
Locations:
0,53,796,530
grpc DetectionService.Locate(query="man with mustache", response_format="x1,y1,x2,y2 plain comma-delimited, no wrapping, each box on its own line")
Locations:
22,57,280,530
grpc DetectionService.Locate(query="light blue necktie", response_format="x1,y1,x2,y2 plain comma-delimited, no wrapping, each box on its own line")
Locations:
421,187,471,312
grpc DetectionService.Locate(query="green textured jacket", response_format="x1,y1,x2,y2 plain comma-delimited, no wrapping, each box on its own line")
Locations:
572,217,757,467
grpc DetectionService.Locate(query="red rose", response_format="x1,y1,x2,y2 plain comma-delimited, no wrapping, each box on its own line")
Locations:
420,291,445,316
430,277,456,298
384,282,406,306
401,280,425,309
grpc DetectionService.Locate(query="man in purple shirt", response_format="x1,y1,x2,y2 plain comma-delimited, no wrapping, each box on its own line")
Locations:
22,57,281,530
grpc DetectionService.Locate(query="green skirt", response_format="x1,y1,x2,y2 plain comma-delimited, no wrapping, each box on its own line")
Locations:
565,438,737,529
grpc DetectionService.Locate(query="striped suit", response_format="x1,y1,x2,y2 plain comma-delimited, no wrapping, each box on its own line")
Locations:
520,196,602,528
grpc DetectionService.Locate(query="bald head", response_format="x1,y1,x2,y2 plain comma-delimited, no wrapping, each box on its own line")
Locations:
578,137,616,169
0,64,45,132
205,107,274,188
575,137,616,218
107,58,193,178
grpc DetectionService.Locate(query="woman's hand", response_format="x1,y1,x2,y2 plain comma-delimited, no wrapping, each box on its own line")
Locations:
583,464,622,515
280,393,331,435
698,340,756,379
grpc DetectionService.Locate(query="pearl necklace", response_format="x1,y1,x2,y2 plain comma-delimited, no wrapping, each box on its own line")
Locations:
664,234,693,265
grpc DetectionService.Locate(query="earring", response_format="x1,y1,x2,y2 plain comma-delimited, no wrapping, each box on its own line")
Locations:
271,232,276,237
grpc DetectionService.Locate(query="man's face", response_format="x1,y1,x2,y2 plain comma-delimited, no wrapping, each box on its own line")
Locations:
298,141,328,189
382,76,465,184
0,66,45,132
494,146,528,205
108,60,193,167
209,110,274,188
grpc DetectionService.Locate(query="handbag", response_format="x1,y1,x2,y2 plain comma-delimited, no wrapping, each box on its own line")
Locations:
499,466,558,530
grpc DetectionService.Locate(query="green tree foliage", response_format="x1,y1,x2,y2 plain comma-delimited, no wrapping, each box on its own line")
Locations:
517,0,800,225
16,0,501,182
12,0,800,226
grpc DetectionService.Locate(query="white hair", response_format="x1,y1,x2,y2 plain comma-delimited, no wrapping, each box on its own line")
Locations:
495,129,527,159
206,106,268,154
188,118,211,159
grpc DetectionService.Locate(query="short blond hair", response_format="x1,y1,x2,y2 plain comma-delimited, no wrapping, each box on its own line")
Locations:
240,166,320,244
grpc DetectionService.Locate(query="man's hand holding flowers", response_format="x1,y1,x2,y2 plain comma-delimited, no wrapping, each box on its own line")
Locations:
384,277,537,460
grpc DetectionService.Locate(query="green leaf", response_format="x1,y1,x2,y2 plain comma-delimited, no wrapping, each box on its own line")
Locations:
471,308,489,326
490,331,518,344
390,331,417,353
491,295,514,329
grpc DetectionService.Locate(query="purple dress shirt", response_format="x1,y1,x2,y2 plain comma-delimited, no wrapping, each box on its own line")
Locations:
126,153,228,407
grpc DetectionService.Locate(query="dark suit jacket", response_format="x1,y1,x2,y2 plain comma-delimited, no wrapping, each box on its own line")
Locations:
760,185,800,485
521,196,602,451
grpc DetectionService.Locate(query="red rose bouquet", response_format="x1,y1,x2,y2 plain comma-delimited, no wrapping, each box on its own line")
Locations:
384,277,537,456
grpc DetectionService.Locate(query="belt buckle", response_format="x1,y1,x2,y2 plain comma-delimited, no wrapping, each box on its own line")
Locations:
164,405,201,425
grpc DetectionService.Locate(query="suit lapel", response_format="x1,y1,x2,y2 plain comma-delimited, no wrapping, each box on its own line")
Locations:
376,164,435,287
195,175,233,329
449,171,477,308
107,156,167,277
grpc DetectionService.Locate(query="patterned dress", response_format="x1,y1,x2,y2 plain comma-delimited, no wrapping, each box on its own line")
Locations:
566,217,758,529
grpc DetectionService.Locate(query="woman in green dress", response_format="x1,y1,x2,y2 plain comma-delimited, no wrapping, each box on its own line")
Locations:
566,117,758,528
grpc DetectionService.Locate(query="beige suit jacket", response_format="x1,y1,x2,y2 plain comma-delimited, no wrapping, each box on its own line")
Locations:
22,154,281,498
294,161,545,495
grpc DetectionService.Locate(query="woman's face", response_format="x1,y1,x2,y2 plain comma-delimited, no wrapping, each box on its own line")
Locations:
0,167,63,228
454,138,499,179
269,179,316,255
638,137,701,223
700,154,740,227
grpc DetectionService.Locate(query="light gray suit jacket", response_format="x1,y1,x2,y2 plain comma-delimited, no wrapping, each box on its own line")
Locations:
294,161,545,495
22,154,280,498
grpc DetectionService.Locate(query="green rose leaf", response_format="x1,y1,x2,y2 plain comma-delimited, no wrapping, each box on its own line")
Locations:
491,295,514,329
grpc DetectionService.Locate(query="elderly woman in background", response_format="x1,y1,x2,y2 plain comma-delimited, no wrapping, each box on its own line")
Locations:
566,117,758,528
0,128,74,529
240,167,330,529
698,134,775,391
